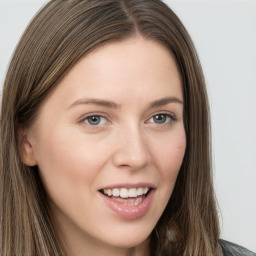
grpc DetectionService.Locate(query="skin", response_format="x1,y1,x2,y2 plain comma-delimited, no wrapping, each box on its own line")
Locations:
20,38,186,256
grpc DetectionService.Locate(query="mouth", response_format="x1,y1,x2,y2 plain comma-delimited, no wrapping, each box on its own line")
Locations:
99,187,152,206
98,184,155,219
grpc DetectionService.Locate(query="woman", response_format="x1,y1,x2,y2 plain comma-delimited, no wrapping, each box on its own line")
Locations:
0,0,255,255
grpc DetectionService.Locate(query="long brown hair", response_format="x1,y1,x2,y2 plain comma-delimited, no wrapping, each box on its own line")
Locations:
0,0,221,255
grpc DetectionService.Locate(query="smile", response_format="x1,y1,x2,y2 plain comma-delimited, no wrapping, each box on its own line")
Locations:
100,187,150,206
99,185,155,219
103,187,149,198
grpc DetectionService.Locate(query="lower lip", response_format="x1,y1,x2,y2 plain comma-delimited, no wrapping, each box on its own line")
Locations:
99,190,154,220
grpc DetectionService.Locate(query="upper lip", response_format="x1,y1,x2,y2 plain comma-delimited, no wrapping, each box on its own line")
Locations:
99,182,156,190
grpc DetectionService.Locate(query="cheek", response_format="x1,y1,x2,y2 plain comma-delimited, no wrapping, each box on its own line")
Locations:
157,133,186,174
34,131,112,219
35,127,109,177
147,131,186,219
154,132,186,192
34,129,116,212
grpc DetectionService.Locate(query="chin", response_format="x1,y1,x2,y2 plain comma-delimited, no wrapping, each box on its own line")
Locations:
101,224,153,249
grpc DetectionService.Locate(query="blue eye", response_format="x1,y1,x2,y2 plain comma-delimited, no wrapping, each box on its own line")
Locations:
148,114,175,124
84,116,107,126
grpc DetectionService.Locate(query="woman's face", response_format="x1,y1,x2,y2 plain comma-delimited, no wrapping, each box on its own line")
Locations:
23,38,186,255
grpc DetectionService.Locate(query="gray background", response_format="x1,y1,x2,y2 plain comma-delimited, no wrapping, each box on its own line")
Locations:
0,0,255,252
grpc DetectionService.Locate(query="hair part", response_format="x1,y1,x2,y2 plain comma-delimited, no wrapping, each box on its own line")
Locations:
1,1,221,255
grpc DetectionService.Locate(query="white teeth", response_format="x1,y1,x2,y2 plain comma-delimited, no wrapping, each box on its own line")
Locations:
143,187,149,194
137,187,143,196
107,189,112,197
120,188,129,198
128,188,137,197
104,189,113,196
102,187,150,198
112,188,119,197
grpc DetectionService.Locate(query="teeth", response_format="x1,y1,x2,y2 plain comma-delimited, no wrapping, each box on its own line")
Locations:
134,197,143,205
103,187,150,198
120,188,129,198
143,187,149,194
111,197,143,206
128,188,137,197
112,188,119,197
137,187,143,196
107,189,112,197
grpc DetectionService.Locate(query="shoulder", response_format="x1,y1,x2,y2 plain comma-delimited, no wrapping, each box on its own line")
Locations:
219,239,256,256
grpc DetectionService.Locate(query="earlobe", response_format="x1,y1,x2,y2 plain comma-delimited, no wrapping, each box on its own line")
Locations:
17,125,37,166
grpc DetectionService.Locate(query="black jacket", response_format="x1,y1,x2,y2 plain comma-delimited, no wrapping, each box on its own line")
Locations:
220,240,256,256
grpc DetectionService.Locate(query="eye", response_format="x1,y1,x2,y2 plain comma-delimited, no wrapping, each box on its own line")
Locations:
84,115,107,126
148,113,175,124
152,114,168,124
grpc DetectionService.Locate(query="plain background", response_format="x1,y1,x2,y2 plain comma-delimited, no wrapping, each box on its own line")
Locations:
0,0,255,252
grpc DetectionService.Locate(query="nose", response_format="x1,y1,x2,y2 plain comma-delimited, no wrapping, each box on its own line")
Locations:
113,125,150,170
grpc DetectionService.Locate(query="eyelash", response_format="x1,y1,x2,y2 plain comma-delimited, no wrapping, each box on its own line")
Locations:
80,112,177,127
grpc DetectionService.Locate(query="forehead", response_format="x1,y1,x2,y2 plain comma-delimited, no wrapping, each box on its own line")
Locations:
41,38,183,112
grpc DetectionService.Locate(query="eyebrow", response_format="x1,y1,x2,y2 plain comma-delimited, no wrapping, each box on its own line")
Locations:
149,97,183,108
68,98,121,109
68,96,183,110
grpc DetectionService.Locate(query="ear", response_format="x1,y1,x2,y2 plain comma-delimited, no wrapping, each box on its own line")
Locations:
17,124,37,166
